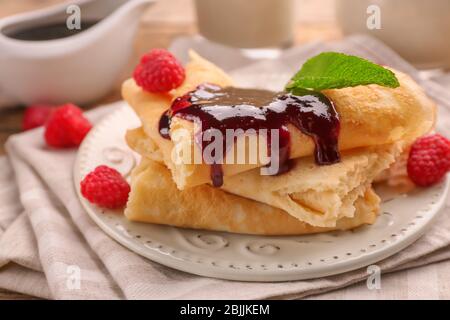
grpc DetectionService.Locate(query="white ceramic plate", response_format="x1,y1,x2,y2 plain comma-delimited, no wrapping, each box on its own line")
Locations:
74,103,449,282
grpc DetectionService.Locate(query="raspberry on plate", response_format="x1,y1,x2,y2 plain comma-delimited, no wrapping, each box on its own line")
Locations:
80,165,130,209
44,103,92,148
407,134,450,187
22,104,55,131
133,48,185,93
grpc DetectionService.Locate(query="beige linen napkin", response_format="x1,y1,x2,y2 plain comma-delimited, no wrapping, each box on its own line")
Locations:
1,35,450,299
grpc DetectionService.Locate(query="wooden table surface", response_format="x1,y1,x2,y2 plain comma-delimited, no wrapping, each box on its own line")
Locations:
0,0,340,299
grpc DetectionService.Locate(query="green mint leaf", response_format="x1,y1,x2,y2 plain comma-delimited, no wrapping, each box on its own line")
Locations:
286,52,400,91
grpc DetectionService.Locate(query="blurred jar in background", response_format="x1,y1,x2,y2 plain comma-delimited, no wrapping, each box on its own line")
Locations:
194,0,295,49
336,0,450,69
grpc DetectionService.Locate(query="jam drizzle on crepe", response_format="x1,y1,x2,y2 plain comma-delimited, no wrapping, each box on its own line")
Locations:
159,84,341,187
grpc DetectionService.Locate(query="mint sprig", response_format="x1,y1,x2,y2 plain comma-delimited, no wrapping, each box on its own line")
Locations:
286,52,400,92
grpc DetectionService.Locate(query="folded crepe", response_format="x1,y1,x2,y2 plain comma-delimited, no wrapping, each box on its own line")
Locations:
122,51,436,190
125,158,380,235
123,51,436,234
127,126,400,227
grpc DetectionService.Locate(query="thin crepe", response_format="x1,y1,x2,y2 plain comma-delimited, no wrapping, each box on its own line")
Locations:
122,51,436,190
125,158,380,235
127,128,399,227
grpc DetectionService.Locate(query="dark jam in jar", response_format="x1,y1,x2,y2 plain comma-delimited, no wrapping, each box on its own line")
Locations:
159,84,341,187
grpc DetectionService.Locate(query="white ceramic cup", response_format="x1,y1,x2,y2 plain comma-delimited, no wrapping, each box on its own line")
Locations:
194,0,295,49
336,0,450,69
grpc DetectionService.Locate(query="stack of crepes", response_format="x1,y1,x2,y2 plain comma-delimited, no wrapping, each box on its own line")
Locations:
122,51,436,235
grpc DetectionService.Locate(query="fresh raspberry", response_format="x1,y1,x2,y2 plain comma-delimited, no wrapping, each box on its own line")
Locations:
133,48,185,93
22,104,55,131
407,134,450,186
44,104,92,148
80,165,130,209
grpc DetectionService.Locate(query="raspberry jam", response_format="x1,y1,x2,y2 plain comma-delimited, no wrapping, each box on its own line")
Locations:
159,84,341,187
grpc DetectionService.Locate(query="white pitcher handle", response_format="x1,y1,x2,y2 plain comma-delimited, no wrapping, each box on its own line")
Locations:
0,87,17,108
